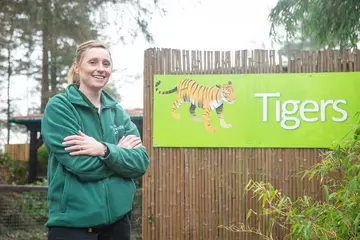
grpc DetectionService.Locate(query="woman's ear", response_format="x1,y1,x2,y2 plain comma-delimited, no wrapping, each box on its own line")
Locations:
73,62,79,74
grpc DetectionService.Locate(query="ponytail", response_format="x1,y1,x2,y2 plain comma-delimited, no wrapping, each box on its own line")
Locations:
67,65,80,85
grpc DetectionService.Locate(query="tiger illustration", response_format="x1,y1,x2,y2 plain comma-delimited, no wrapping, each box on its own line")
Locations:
155,79,236,132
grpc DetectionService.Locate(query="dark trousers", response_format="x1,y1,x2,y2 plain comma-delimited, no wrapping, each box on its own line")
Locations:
48,212,132,240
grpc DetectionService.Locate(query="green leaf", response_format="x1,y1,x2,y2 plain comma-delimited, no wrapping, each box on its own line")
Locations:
324,185,329,203
246,209,256,220
304,221,311,240
354,212,360,233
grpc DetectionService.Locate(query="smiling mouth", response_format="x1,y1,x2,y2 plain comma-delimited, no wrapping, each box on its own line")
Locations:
93,75,106,79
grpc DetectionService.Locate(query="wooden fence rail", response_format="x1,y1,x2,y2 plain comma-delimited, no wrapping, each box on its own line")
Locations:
142,48,359,240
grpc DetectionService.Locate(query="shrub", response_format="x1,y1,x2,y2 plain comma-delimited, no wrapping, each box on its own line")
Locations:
37,144,48,177
0,152,28,184
222,115,360,239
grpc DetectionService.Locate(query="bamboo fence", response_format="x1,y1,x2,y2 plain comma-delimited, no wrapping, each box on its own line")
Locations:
142,48,360,240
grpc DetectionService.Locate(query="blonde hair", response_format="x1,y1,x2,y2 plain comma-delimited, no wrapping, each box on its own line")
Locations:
67,40,112,85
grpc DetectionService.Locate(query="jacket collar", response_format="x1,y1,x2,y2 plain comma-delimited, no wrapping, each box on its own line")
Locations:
66,84,118,109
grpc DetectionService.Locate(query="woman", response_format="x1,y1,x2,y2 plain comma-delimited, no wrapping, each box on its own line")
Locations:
41,40,150,240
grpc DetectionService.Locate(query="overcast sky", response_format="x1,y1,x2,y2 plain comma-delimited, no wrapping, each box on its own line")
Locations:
3,0,280,144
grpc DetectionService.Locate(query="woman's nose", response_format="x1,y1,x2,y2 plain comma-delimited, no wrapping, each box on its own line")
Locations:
97,64,105,71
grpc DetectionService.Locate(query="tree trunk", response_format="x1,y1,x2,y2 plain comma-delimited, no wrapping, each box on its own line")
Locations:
50,47,57,96
6,26,14,145
50,2,57,96
6,47,11,144
40,0,50,113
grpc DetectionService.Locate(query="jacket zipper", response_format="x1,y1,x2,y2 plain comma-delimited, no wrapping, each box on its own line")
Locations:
96,107,111,225
102,180,111,225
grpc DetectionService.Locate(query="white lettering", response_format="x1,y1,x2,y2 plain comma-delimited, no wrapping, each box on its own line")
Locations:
254,93,280,122
281,100,301,130
275,100,281,122
332,100,348,122
300,100,319,122
255,93,348,130
320,100,333,121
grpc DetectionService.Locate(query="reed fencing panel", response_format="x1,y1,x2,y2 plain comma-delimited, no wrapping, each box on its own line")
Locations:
142,48,360,240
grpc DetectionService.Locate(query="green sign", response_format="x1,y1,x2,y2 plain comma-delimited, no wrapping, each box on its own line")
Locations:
153,72,360,148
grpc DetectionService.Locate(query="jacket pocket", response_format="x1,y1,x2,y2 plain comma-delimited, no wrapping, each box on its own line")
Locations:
60,172,71,213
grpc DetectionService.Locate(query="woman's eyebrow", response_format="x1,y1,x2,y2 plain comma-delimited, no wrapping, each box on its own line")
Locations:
87,57,110,61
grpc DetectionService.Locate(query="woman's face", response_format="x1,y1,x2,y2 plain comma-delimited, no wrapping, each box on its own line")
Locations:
74,47,112,90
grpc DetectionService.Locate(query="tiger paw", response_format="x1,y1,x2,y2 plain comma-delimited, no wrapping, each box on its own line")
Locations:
205,127,217,132
191,116,202,122
220,123,232,128
172,112,181,119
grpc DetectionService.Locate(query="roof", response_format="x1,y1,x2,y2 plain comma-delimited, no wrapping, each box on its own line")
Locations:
9,108,143,125
8,114,43,124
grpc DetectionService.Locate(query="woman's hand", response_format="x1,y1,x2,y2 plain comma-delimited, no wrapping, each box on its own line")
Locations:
118,135,142,149
63,130,106,156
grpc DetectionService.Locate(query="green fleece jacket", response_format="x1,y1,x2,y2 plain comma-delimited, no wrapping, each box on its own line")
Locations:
41,84,150,228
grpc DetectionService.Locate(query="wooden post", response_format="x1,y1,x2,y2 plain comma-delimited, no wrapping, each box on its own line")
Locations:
27,123,43,184
28,129,38,183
